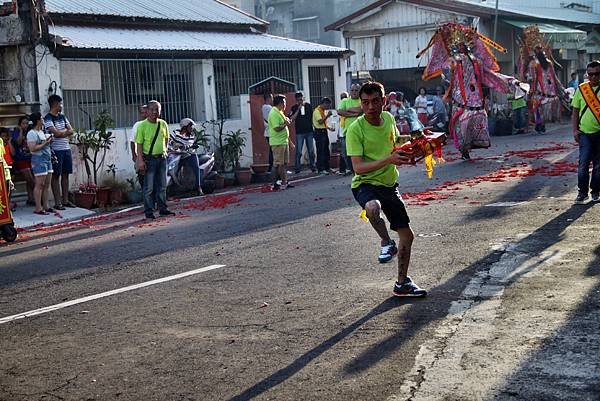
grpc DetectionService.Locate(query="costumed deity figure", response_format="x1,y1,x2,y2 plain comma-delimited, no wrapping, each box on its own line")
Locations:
417,23,524,159
518,25,568,133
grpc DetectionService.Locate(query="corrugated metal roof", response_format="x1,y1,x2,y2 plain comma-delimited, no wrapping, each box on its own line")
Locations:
44,0,265,25
50,25,348,54
450,0,600,25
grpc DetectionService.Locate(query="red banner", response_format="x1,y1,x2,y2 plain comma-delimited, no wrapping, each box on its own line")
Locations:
0,161,12,225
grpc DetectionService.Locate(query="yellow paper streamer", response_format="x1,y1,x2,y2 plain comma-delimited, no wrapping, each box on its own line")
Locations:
359,209,369,222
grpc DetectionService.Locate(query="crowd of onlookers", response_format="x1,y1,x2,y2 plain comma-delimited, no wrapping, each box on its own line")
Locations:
0,94,76,216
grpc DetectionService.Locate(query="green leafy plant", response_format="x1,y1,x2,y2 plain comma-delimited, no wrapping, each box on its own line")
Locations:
222,129,247,171
71,110,115,185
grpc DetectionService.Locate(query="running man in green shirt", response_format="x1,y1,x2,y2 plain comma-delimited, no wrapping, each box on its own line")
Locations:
346,81,427,297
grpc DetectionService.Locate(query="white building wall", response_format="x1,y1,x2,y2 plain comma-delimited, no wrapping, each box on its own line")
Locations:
36,45,61,114
36,55,343,188
345,2,470,72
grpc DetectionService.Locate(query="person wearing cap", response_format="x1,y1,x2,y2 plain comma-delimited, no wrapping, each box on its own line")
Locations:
176,118,203,195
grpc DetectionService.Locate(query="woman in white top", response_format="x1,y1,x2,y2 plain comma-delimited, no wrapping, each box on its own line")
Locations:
414,87,429,126
26,112,54,215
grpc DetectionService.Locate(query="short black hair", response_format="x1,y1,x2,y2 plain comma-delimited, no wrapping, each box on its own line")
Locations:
571,72,577,77
48,94,62,107
359,81,385,100
263,92,272,101
29,112,42,126
273,94,286,107
418,86,427,93
587,60,600,69
294,91,304,99
321,97,331,104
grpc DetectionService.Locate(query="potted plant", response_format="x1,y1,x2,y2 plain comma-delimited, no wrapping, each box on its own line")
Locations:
126,177,143,204
103,164,128,206
71,111,115,206
223,129,251,185
73,182,97,209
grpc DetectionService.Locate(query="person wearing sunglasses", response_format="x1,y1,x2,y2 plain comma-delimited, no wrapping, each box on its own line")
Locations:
572,60,600,204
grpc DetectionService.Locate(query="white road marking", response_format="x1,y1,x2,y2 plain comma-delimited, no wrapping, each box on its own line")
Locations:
485,201,529,207
0,264,226,325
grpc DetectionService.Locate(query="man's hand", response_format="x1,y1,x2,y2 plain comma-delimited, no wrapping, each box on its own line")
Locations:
574,130,580,143
389,150,414,165
137,158,146,173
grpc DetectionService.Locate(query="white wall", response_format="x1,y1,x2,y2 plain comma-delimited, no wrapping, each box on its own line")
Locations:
35,45,61,114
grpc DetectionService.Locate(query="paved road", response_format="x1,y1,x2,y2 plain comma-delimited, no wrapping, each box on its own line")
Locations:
1,125,599,401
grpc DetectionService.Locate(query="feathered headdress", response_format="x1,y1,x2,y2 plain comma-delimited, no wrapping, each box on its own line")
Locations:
517,25,557,79
417,22,506,81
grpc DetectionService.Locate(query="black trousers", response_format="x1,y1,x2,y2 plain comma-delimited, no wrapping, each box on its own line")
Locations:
314,128,330,171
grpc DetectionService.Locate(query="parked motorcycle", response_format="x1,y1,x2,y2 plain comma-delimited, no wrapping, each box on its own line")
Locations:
166,131,217,195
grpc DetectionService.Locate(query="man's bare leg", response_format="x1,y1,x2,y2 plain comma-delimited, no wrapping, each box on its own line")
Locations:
365,200,391,243
396,227,414,283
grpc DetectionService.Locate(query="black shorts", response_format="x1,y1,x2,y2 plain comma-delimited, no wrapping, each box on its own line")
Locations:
352,183,410,231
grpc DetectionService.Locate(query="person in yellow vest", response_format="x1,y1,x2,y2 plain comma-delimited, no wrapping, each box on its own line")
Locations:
312,97,336,175
572,60,600,204
268,94,294,190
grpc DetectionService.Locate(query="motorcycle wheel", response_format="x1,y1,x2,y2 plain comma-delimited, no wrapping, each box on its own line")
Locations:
201,180,216,195
1,224,17,242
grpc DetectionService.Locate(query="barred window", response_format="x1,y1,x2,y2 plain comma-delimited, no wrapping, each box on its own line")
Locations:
214,58,302,119
62,59,198,130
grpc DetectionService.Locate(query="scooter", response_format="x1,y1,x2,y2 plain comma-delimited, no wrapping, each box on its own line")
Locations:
166,132,217,195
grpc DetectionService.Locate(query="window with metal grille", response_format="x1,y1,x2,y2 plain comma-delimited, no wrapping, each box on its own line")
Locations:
62,59,198,130
213,58,302,119
308,66,335,108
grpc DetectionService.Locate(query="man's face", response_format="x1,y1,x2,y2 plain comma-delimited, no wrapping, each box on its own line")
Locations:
360,91,384,119
140,107,148,118
266,95,273,105
296,95,304,105
0,132,8,142
587,66,600,86
52,101,63,112
350,85,360,99
322,101,331,110
148,104,160,120
278,99,286,110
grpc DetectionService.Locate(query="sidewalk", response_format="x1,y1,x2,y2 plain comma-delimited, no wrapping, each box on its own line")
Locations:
11,203,95,231
10,167,323,231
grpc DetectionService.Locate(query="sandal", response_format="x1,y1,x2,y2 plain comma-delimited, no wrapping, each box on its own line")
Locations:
45,208,55,213
63,202,76,208
33,210,49,215
53,205,66,211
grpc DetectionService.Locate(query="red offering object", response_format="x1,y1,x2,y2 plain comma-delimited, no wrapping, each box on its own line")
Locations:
393,131,447,178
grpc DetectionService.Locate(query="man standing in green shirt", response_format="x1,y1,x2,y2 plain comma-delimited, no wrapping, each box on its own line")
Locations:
135,100,175,218
508,93,527,135
572,60,600,204
337,83,362,174
346,81,427,297
268,94,294,190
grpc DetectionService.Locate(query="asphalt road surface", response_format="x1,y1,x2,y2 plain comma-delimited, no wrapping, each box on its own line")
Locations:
1,124,599,401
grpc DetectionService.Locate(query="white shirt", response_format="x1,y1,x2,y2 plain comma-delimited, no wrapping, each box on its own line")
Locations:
415,95,428,114
262,104,272,137
26,129,51,157
130,120,143,143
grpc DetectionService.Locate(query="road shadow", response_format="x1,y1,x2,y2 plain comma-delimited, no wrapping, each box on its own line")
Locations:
483,244,600,401
458,149,579,223
226,204,592,400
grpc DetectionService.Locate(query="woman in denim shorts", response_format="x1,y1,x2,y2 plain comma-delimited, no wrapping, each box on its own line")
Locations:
26,112,54,215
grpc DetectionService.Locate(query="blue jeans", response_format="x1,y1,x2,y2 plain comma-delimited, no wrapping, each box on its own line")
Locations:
578,133,600,195
143,156,168,215
339,136,353,173
513,107,527,131
295,131,316,172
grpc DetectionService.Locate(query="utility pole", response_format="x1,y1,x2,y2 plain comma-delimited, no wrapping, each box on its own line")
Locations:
493,0,499,42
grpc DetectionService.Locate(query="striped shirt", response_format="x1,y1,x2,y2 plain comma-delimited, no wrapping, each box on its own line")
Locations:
44,112,72,151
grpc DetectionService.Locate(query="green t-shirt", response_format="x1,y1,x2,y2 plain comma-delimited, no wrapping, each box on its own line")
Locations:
135,119,169,155
268,107,289,146
572,85,600,134
346,111,400,189
508,95,526,110
339,97,362,134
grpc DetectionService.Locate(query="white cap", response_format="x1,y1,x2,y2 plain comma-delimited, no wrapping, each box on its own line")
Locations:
180,118,196,128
